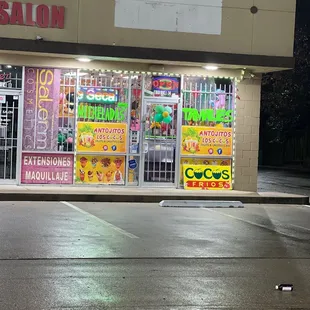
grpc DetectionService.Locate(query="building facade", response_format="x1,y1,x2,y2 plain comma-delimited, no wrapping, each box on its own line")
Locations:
0,0,296,191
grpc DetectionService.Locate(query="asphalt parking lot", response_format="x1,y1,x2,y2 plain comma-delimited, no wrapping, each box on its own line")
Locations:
1,201,310,309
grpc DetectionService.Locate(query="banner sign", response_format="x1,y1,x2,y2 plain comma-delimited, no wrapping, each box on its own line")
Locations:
152,76,180,97
181,126,232,156
76,155,125,185
77,122,127,153
21,153,74,184
78,87,119,104
22,67,60,151
180,158,231,186
183,165,232,190
0,2,65,29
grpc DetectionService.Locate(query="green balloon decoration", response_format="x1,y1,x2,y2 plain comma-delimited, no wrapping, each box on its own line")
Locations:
163,115,172,124
154,105,173,124
155,105,165,114
155,114,163,122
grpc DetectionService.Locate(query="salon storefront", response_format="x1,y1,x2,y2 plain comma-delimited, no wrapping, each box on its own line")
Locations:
0,66,235,190
0,0,295,191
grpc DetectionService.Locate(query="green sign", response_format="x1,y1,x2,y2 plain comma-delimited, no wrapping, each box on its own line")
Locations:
182,108,233,123
78,103,128,122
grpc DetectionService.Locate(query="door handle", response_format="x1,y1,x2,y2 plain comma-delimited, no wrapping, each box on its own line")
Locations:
143,142,149,154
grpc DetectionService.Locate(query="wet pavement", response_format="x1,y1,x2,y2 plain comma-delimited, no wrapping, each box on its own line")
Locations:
259,168,310,197
0,201,310,309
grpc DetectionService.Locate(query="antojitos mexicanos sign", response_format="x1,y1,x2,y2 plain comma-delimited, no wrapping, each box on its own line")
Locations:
0,1,65,29
183,165,232,190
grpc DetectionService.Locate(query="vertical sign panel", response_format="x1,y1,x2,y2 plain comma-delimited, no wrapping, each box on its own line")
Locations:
23,67,60,151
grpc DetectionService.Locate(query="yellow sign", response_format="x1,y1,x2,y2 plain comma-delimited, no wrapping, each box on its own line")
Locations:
180,158,231,186
181,126,232,156
76,155,125,185
77,122,127,153
183,165,232,190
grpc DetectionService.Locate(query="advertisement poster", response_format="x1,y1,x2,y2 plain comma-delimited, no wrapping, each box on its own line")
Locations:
183,165,232,190
181,126,232,156
21,153,74,184
23,67,61,151
180,158,231,186
77,122,127,153
76,155,125,185
152,76,180,97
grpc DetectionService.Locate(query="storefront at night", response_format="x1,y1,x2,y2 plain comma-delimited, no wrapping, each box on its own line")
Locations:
0,1,295,191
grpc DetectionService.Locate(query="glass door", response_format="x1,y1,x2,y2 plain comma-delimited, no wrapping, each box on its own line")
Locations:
0,92,20,183
142,98,179,186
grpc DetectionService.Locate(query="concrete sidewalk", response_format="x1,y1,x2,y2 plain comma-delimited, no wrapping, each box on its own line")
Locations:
0,185,308,204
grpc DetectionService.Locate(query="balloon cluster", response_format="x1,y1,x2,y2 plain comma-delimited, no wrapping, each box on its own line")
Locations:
154,105,173,124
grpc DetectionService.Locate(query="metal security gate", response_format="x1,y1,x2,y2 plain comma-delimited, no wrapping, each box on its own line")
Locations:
0,91,21,183
142,97,180,186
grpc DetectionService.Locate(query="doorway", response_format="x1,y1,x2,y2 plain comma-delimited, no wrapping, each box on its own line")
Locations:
142,97,180,186
0,91,21,183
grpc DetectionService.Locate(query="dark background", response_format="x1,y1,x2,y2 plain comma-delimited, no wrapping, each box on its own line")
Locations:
260,0,310,168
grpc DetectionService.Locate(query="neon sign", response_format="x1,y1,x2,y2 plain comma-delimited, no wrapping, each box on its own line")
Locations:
78,87,119,104
182,108,233,123
152,76,180,97
78,102,128,122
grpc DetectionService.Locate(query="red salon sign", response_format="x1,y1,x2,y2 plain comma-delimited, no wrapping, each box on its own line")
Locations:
0,1,65,29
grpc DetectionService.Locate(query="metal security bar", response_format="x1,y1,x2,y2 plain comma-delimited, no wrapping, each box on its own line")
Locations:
78,71,130,124
0,94,20,181
182,76,234,124
58,69,77,153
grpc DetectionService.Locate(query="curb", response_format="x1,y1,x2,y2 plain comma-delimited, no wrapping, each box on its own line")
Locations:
0,193,308,205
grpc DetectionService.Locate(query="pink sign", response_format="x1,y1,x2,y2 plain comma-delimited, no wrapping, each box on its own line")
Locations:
21,153,74,184
22,67,60,151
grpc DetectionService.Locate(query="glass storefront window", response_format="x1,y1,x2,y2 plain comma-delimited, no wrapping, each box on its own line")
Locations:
75,71,130,185
21,67,76,185
180,76,234,190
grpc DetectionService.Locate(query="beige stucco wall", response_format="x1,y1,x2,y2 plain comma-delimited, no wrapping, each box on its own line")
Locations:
0,0,296,58
234,76,261,191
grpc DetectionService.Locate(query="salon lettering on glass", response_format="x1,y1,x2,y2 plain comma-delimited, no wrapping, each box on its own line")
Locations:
22,67,60,151
78,102,129,122
0,1,65,28
182,108,233,123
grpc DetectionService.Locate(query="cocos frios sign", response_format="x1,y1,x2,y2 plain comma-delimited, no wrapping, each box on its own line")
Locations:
183,165,232,190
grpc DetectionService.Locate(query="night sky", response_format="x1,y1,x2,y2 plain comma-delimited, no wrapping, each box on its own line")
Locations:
296,0,310,28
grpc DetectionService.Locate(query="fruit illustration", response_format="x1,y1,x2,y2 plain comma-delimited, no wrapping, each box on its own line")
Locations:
79,169,85,181
106,171,113,183
96,171,103,182
194,168,203,180
88,171,94,181
114,170,123,183
224,182,231,189
91,158,98,168
114,158,123,169
212,169,222,180
101,158,111,168
80,157,88,168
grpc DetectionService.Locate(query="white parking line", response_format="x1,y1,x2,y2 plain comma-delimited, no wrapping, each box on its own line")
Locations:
303,205,310,209
61,201,139,239
289,223,310,232
202,208,297,239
